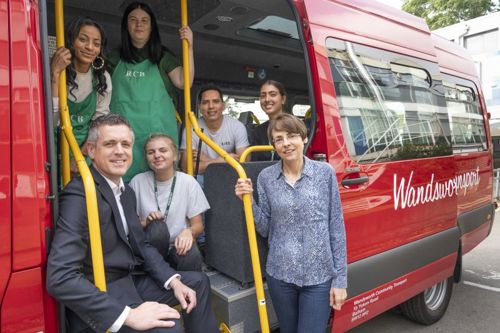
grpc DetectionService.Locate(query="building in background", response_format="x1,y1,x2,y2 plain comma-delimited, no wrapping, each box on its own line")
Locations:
435,12,500,121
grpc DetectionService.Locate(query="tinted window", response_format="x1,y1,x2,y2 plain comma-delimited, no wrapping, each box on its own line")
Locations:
443,75,487,152
326,38,451,163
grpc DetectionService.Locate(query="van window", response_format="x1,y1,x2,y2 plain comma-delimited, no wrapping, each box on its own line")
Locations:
326,38,451,164
443,76,487,152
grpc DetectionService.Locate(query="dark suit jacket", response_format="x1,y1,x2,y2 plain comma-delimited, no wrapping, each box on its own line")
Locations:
47,166,177,332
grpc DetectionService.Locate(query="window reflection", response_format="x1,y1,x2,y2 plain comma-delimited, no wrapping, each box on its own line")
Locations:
327,39,452,163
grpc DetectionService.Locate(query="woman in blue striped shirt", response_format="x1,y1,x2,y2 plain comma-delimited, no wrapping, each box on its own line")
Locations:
235,113,347,333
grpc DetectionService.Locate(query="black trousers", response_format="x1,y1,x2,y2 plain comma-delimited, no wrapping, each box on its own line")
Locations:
145,221,203,272
72,272,218,333
129,271,217,333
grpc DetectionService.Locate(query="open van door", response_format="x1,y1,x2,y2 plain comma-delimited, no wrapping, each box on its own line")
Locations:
0,0,12,326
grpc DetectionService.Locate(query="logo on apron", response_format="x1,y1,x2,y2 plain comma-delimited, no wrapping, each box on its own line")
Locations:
126,70,146,78
71,114,85,124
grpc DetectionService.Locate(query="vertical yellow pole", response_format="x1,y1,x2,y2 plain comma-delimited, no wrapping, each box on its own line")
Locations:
186,113,271,333
179,1,269,331
54,0,70,184
54,2,108,326
181,0,193,175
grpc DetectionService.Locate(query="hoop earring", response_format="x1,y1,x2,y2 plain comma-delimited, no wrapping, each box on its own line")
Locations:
92,56,104,70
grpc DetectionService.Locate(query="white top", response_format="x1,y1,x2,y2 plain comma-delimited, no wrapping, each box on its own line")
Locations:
102,172,180,332
180,115,249,159
52,69,112,121
101,175,128,236
129,171,210,246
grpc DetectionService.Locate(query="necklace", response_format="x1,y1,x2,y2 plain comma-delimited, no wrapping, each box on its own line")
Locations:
153,172,177,220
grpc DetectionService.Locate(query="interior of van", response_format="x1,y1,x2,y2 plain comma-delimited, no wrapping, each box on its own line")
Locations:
45,0,311,129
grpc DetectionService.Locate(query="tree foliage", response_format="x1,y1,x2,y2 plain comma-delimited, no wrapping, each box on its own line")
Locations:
402,0,499,30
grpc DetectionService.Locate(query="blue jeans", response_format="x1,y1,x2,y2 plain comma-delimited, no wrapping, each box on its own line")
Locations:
266,273,332,333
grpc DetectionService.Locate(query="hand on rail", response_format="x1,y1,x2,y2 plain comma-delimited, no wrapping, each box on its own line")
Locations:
235,178,253,201
179,26,193,47
124,301,179,330
170,277,197,314
50,47,72,78
175,229,194,256
330,288,347,310
70,158,79,175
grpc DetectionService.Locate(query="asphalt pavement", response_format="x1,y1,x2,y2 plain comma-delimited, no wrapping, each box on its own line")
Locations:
350,213,500,333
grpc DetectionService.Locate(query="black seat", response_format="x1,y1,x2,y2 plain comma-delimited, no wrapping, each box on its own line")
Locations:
204,161,276,284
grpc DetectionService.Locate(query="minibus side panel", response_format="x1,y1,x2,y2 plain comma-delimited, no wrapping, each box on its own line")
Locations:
303,0,435,59
0,0,12,314
301,2,463,330
10,0,50,271
433,35,494,217
333,253,457,332
432,34,478,79
303,3,458,262
1,268,45,333
433,37,495,253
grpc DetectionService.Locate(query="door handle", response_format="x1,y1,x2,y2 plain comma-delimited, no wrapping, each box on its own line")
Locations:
341,176,369,186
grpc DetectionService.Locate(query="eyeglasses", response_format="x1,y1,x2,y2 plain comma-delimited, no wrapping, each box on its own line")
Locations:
272,133,302,146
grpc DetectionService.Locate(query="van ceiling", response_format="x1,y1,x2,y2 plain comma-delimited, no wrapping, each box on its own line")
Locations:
45,0,309,94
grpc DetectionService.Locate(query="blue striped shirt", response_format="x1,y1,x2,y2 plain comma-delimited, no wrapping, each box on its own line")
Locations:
253,157,347,289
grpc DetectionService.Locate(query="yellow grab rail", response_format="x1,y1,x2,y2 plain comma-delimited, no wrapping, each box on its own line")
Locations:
55,0,70,186
250,112,261,125
55,0,107,300
181,0,193,176
180,1,269,331
186,111,270,333
239,145,274,163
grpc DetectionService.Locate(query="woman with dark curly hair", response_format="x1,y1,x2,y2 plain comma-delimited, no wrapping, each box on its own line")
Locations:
51,16,111,156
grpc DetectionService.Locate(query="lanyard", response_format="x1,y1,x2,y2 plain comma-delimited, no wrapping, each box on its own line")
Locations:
154,173,177,220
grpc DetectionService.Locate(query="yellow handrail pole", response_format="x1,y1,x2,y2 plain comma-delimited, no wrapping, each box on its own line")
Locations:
54,0,70,185
239,145,274,163
187,112,270,333
180,1,268,330
250,113,261,125
175,111,182,124
60,127,107,293
181,0,193,175
54,0,107,298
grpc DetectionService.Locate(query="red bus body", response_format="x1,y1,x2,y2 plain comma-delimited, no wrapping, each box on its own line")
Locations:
299,0,493,331
0,0,494,332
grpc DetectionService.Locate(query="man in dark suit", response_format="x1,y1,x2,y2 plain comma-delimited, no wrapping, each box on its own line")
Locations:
47,114,218,332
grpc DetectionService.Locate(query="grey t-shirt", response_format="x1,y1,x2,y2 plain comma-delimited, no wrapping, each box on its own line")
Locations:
129,171,210,246
180,115,249,159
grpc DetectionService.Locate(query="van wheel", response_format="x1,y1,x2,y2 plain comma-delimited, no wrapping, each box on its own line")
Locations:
400,277,453,325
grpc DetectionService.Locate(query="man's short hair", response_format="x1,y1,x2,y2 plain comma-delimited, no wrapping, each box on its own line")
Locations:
197,84,224,104
267,113,307,144
87,114,134,143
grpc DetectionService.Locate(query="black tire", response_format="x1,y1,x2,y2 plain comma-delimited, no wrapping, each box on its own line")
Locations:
400,276,453,325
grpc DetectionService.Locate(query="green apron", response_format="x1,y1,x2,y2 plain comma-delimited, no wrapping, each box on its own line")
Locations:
110,59,178,181
67,84,97,147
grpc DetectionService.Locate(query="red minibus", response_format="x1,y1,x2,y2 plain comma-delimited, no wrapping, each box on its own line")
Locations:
0,0,494,332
